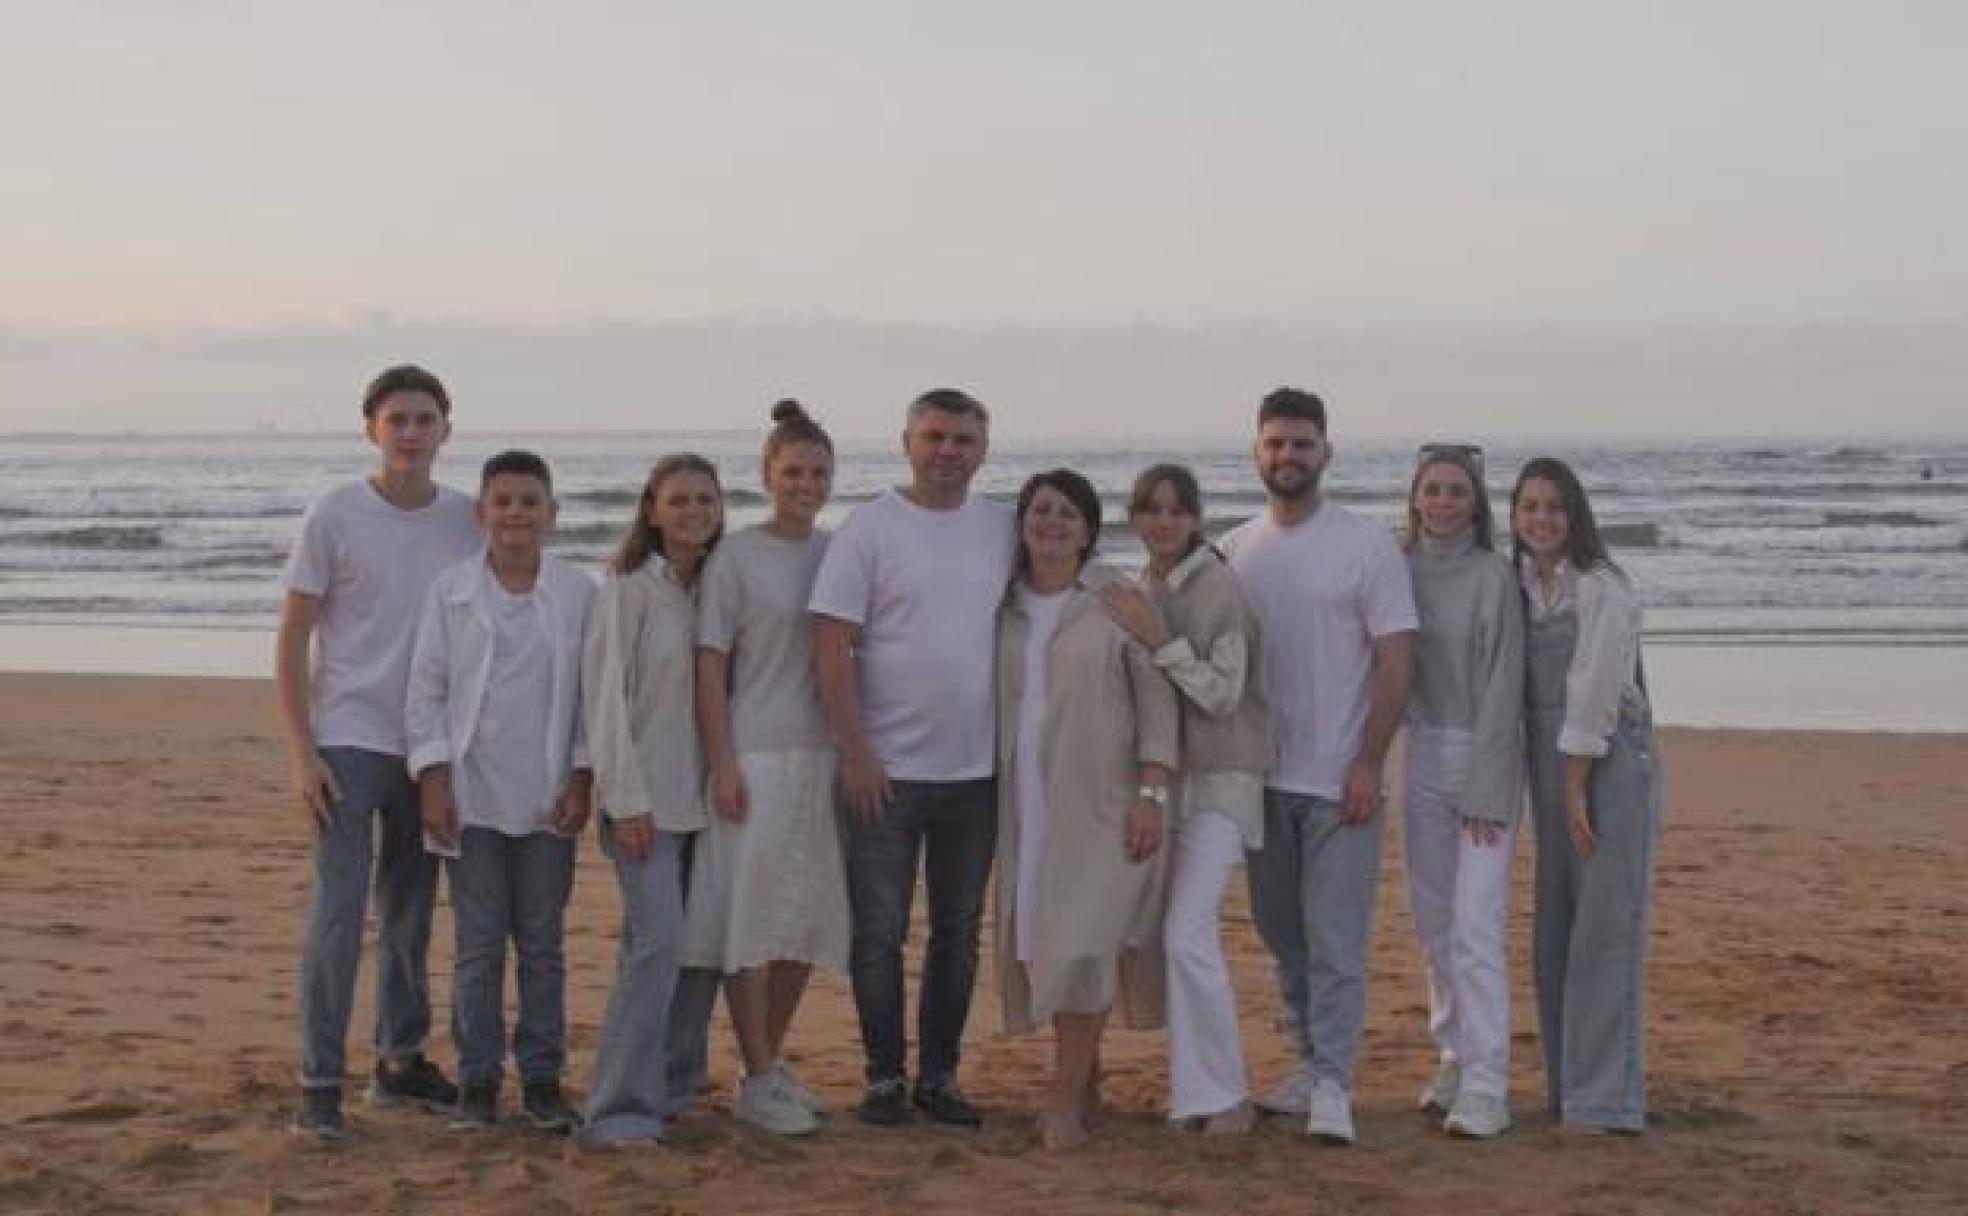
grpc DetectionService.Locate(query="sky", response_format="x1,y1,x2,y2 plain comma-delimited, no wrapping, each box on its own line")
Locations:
2,2,1963,437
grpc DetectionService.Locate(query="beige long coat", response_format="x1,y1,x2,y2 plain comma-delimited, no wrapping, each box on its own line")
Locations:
996,568,1181,1034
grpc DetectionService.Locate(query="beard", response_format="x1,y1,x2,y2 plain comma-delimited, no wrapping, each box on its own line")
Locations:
1260,462,1323,504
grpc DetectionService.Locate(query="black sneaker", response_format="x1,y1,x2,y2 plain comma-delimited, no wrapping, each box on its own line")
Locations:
367,1055,459,1113
291,1086,345,1140
856,1077,910,1127
449,1082,499,1131
912,1078,983,1128
522,1079,580,1133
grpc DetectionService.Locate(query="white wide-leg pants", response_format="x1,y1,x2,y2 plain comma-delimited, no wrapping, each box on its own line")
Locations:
1403,726,1518,1101
1163,808,1251,1119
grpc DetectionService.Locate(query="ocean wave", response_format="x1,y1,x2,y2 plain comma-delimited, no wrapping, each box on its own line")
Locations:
568,487,766,508
0,525,167,551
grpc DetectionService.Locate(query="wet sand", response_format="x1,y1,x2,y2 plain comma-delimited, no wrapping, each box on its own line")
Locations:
1,674,1963,1214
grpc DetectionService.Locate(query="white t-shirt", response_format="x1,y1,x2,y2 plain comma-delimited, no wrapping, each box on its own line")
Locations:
283,478,481,756
807,488,1015,781
1012,584,1069,963
455,584,557,836
1221,501,1419,800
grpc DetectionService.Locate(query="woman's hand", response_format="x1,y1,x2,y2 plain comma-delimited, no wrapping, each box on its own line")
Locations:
611,812,657,862
710,758,747,822
1460,816,1505,847
1123,797,1164,863
1098,582,1169,650
1563,755,1597,857
1563,786,1596,857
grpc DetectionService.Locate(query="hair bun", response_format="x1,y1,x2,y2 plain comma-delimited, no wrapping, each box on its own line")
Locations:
771,398,807,425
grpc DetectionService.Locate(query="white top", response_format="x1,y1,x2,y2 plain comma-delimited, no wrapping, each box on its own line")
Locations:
405,554,595,841
1012,584,1069,964
697,525,832,753
807,488,1016,781
458,586,554,836
1523,558,1645,758
283,479,481,756
1222,502,1419,800
582,558,709,830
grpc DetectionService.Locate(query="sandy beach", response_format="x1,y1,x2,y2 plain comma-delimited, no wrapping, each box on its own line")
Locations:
1,673,1962,1215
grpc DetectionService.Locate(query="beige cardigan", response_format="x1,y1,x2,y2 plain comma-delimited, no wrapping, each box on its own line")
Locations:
581,558,709,832
995,567,1181,1034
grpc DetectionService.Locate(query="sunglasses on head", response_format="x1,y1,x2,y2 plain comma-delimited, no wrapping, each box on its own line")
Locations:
1417,442,1485,475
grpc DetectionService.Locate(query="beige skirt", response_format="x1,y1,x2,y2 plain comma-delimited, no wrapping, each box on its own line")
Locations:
680,747,850,973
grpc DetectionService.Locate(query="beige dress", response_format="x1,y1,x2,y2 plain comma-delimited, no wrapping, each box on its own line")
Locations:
680,526,849,972
995,567,1182,1034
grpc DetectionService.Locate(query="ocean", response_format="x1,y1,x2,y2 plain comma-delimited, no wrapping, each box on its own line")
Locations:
2,431,1964,730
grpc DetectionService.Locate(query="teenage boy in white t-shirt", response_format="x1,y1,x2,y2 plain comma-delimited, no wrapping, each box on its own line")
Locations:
406,450,594,1135
276,365,482,1139
809,388,1016,1128
1220,387,1418,1145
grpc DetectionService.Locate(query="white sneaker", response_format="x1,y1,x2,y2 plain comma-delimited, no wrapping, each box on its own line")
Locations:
1444,1091,1511,1139
772,1062,825,1116
1417,1060,1461,1113
1304,1080,1356,1145
1255,1064,1315,1116
735,1072,819,1136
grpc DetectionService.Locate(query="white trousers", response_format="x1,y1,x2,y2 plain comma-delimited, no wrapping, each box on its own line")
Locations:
1403,726,1518,1101
1163,808,1250,1118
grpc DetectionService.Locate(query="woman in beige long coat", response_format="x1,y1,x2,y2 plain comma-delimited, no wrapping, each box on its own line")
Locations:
996,468,1180,1150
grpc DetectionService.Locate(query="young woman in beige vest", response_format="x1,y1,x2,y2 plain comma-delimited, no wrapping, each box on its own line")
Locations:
1101,464,1270,1135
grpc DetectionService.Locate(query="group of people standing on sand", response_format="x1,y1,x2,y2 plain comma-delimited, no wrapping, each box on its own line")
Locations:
276,366,1663,1151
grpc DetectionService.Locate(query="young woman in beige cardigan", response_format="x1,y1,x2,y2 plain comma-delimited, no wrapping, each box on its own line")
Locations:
995,468,1180,1150
1101,464,1270,1136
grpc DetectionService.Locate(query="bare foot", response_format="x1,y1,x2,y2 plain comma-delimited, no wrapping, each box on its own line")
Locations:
1039,1108,1090,1150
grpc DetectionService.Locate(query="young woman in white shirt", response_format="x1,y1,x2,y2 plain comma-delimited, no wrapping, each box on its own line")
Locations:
1510,456,1662,1135
579,454,724,1147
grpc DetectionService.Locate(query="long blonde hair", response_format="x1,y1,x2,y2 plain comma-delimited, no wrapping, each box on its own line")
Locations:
610,453,724,576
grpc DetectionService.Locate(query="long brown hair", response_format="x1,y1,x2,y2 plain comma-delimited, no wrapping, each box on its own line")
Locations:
610,454,724,576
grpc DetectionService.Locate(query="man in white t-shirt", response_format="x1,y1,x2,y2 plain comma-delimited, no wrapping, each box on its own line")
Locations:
810,388,1015,1128
1220,386,1418,1145
275,365,483,1139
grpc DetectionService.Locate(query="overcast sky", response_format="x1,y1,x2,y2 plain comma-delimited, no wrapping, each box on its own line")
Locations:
2,2,1963,436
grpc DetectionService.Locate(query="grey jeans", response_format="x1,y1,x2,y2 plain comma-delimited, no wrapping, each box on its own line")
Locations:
1246,789,1383,1092
298,746,440,1090
1526,706,1661,1130
447,827,577,1087
582,824,707,1144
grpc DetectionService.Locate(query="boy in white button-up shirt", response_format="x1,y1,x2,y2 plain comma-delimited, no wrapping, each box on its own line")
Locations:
406,450,595,1134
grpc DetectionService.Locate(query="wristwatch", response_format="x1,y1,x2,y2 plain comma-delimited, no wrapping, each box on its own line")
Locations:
1136,784,1170,808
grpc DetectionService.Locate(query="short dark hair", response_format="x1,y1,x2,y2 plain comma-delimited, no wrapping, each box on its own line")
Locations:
481,449,552,493
361,364,452,418
1015,467,1102,575
907,387,991,427
1257,386,1326,433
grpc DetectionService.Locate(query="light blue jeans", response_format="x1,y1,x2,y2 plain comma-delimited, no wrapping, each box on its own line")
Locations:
298,747,439,1090
1246,790,1383,1092
582,825,708,1144
446,827,577,1087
